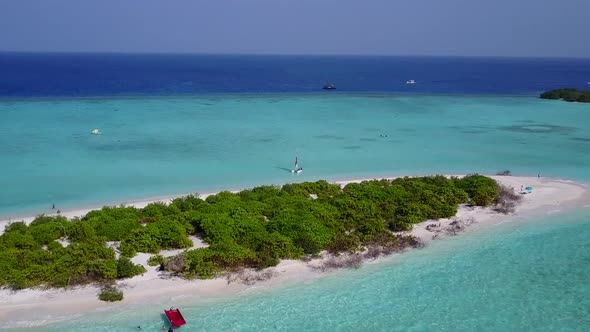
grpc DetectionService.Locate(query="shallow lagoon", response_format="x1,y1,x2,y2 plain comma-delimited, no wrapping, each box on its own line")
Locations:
2,92,590,331
1,94,589,218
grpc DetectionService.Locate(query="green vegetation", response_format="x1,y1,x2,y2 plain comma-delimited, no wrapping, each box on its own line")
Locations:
0,175,499,289
98,286,124,302
147,254,165,266
116,257,146,278
540,89,590,103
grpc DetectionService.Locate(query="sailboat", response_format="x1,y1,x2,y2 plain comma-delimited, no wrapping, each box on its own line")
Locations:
291,154,303,174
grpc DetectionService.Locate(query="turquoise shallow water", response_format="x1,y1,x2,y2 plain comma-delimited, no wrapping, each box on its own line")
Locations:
1,94,589,218
2,94,590,331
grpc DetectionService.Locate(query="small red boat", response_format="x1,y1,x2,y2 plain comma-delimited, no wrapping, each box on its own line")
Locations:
164,307,186,328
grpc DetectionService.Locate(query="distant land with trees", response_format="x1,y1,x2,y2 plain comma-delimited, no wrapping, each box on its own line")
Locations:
540,88,590,103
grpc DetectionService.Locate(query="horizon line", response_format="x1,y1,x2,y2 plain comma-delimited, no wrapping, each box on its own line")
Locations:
1,50,589,60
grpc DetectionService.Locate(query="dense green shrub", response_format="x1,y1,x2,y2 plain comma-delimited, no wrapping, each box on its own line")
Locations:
386,215,414,232
116,257,146,279
170,195,208,212
119,227,160,257
454,174,499,206
83,206,141,241
148,254,165,266
28,215,68,244
3,221,28,234
282,180,341,199
67,219,98,243
98,286,124,302
151,219,193,250
328,233,361,254
255,232,302,260
183,248,217,279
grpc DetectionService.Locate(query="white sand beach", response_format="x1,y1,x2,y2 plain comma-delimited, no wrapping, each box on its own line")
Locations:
0,175,589,328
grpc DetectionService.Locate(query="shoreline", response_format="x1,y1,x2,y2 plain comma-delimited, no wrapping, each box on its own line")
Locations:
1,175,589,328
3,174,585,233
0,189,231,235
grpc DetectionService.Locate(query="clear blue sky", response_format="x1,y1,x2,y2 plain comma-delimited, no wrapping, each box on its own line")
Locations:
1,0,589,57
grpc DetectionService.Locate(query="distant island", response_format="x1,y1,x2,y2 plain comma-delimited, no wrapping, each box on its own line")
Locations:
540,88,590,103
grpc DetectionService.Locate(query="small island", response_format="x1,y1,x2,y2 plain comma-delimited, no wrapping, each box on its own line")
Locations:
0,174,587,324
540,88,590,103
0,175,507,293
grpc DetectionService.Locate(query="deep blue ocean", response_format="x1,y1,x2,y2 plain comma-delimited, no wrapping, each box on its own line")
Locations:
1,53,590,331
1,53,590,97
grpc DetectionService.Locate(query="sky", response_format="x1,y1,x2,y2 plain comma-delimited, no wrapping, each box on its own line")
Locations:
0,0,589,57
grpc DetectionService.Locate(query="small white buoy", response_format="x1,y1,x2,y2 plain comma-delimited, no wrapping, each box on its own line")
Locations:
91,129,102,135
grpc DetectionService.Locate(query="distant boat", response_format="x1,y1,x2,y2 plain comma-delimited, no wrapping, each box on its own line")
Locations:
291,154,303,174
322,83,336,90
406,80,416,85
91,129,102,135
164,307,186,328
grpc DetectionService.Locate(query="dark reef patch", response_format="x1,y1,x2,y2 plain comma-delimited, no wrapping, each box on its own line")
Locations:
498,124,576,134
460,130,488,134
313,134,346,140
571,137,590,142
257,138,274,143
398,128,417,133
449,125,491,132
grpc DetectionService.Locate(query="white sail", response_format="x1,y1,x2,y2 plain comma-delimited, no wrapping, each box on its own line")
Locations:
292,154,303,174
